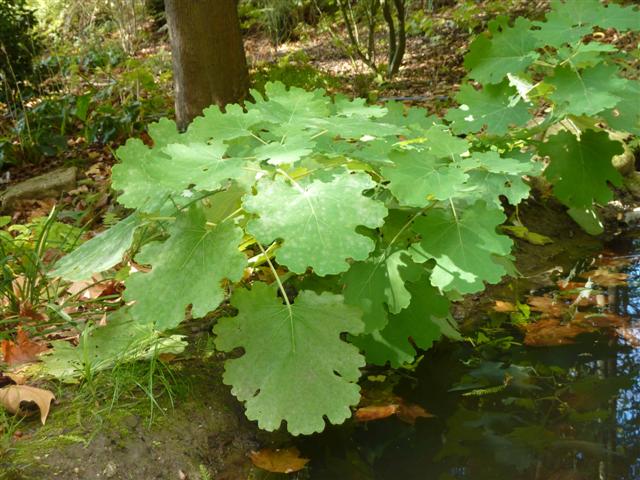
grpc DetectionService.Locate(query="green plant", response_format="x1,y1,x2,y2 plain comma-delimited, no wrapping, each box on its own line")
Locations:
52,0,639,436
0,0,41,100
251,52,340,93
337,0,407,78
0,211,82,324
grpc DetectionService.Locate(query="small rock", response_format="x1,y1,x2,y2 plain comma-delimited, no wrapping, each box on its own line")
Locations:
103,461,117,478
0,166,77,212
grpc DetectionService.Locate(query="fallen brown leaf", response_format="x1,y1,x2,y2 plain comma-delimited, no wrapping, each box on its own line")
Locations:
580,269,628,287
1,327,49,365
396,402,434,424
0,385,55,424
355,404,399,422
527,296,568,317
523,319,590,347
493,300,516,313
572,311,628,329
250,447,310,474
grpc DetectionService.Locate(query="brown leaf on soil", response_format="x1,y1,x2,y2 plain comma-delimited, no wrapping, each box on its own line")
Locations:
1,328,49,366
355,404,399,422
396,403,435,424
493,300,516,313
527,296,568,317
250,447,310,474
0,385,55,424
523,319,591,347
579,269,628,287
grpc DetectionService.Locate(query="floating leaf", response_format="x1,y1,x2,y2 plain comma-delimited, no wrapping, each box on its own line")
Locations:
354,404,399,422
580,269,628,287
502,225,553,245
250,447,310,474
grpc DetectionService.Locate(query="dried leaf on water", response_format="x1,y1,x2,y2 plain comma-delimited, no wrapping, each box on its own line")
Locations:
0,385,55,424
523,319,590,347
250,447,310,473
580,269,628,287
355,400,433,424
355,404,399,421
493,300,516,313
527,296,568,317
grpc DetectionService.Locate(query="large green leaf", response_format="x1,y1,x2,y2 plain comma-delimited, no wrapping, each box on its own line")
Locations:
112,140,246,211
410,202,513,294
213,284,365,435
244,171,387,276
446,81,532,136
125,207,246,330
533,0,640,48
51,214,143,281
352,280,453,367
341,251,423,333
464,17,539,84
186,103,262,143
548,65,626,116
601,80,640,135
456,152,542,207
383,149,468,206
540,130,623,209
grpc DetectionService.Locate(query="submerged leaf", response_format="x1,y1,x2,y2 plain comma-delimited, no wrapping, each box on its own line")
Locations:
250,447,310,474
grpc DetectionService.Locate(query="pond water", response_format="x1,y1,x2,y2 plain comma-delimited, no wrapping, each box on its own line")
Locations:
296,236,640,480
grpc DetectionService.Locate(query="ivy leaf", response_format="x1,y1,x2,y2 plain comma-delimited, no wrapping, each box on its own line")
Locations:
540,130,623,209
446,81,532,135
187,103,261,143
51,214,143,281
341,251,424,333
352,280,452,367
244,172,387,276
213,283,365,435
410,202,513,294
125,207,246,330
383,150,468,206
601,80,640,135
464,17,539,84
548,65,626,116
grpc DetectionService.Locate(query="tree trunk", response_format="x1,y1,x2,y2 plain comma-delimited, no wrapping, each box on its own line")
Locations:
164,0,249,130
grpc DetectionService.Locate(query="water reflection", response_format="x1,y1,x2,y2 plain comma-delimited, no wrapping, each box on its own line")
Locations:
299,239,640,480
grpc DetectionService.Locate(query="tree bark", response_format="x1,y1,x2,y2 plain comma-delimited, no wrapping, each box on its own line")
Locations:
164,0,249,130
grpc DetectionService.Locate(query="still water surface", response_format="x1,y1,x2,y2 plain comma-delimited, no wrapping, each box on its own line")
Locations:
300,238,640,479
